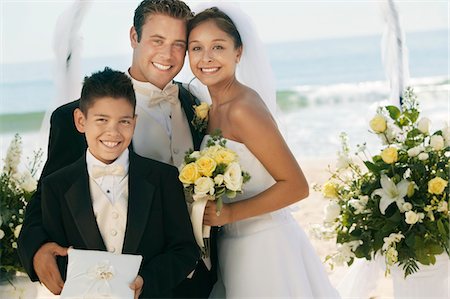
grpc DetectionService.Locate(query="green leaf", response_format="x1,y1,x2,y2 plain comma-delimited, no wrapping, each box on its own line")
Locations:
364,161,380,173
405,233,415,248
437,219,447,236
386,105,401,120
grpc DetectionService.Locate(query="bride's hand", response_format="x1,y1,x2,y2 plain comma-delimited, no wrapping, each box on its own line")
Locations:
203,201,232,226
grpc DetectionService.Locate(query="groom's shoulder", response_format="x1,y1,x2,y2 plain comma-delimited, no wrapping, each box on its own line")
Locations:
51,99,80,122
130,152,179,177
42,155,85,188
174,81,199,103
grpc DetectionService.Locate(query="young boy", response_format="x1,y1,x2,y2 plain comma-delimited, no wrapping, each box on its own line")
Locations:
40,67,199,298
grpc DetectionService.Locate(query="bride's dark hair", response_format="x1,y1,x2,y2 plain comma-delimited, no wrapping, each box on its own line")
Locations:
188,7,242,49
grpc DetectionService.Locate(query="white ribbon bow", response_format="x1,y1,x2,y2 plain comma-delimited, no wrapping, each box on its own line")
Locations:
69,260,115,298
189,194,215,270
91,165,125,179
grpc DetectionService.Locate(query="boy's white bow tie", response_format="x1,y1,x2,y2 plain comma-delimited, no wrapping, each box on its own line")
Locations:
91,165,125,179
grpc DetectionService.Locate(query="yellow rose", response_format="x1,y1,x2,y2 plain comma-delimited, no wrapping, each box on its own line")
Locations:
179,163,200,185
212,148,237,165
322,181,338,198
196,156,217,177
381,147,398,164
407,182,416,198
428,177,448,195
369,115,387,133
194,102,209,119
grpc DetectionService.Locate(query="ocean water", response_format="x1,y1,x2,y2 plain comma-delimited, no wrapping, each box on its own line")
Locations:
1,29,448,159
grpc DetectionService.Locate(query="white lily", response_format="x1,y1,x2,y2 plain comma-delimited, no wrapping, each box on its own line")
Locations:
372,175,409,214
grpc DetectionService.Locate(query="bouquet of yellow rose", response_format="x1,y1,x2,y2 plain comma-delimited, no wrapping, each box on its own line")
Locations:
1,134,43,282
179,131,250,255
315,88,449,277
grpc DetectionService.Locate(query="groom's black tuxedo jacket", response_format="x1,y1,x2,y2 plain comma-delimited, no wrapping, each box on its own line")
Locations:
41,151,198,298
18,83,217,298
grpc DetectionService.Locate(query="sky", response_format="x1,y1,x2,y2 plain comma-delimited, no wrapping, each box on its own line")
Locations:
1,0,448,64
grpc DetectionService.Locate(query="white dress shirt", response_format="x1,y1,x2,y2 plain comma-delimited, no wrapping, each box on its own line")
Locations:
86,149,129,253
86,149,129,204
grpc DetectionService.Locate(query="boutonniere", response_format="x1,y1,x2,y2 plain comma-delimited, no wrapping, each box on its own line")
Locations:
192,102,209,133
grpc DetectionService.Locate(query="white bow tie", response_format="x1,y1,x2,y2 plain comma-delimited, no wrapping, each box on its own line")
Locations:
91,165,125,179
148,84,179,107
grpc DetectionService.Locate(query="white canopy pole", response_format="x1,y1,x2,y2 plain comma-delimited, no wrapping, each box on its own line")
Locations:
381,0,410,108
40,0,92,147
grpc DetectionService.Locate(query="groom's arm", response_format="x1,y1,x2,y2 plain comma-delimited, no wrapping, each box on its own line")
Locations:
18,100,85,281
139,165,199,297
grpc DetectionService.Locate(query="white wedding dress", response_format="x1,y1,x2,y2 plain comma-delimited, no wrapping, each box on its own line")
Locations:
205,137,340,298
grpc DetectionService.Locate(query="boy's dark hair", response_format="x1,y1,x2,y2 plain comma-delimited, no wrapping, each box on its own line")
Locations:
188,7,242,49
80,67,136,114
134,0,193,42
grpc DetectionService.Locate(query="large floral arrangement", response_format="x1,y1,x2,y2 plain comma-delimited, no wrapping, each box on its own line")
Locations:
316,88,449,277
179,131,250,255
0,134,42,281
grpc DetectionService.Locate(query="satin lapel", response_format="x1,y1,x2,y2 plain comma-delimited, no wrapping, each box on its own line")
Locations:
65,159,106,250
122,153,155,253
177,82,204,150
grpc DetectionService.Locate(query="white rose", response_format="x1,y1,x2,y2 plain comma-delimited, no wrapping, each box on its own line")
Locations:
189,151,201,159
402,202,413,212
214,174,224,186
417,117,431,134
0,229,4,240
223,162,243,191
407,145,424,157
418,152,429,161
194,177,215,196
405,210,420,224
324,201,341,222
14,224,22,238
430,135,445,151
437,201,448,213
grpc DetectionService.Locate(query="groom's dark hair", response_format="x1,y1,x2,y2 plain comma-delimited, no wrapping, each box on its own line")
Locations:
79,67,136,115
134,0,193,42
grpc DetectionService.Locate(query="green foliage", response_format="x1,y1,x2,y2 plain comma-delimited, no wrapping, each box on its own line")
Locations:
0,134,42,281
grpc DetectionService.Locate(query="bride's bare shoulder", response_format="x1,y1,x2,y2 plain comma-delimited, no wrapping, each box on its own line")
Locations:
228,86,271,120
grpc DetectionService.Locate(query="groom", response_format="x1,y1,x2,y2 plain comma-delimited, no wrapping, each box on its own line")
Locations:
18,0,215,298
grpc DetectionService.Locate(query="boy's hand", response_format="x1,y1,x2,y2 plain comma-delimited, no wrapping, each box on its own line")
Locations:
33,242,68,294
130,275,144,299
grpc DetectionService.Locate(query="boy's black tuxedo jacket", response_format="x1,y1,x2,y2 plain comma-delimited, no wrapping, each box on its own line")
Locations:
18,84,216,298
41,151,199,298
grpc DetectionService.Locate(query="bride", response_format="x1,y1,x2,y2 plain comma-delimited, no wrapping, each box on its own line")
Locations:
186,4,340,298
